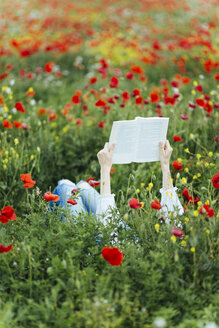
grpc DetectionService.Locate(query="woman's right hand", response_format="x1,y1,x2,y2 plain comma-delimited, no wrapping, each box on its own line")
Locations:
159,140,173,168
97,143,115,170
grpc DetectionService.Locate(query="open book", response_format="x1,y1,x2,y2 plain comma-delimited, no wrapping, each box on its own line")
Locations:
109,117,169,164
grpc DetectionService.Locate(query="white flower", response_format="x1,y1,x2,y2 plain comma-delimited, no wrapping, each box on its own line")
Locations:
10,79,15,86
153,317,167,328
30,99,36,106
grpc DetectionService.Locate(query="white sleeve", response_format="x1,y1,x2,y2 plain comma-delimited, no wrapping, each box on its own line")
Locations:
159,187,184,218
96,194,117,224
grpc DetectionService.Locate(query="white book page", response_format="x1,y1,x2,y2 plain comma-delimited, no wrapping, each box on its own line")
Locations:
109,120,137,164
134,117,169,163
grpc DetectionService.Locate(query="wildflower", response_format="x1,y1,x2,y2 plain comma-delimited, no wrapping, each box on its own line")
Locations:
199,204,214,218
67,199,77,205
172,161,183,170
211,172,219,188
126,72,134,80
195,85,203,93
15,102,25,113
13,121,21,128
193,210,199,217
71,189,79,195
196,98,205,107
184,148,189,153
129,198,142,209
181,177,187,184
170,235,176,243
38,108,47,116
196,154,201,159
150,93,159,103
173,135,183,142
190,247,195,252
180,114,189,120
0,244,12,253
130,65,144,74
14,138,19,145
109,76,119,88
181,240,187,247
20,173,36,188
76,118,82,127
0,206,16,224
150,199,162,210
97,121,105,129
155,223,160,232
184,217,189,223
95,99,106,107
90,77,97,84
72,95,80,104
172,227,184,238
86,178,100,187
43,192,59,202
101,247,123,266
3,120,12,129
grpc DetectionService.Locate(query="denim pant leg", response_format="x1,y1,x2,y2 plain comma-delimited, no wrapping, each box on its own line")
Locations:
76,180,100,215
50,179,87,221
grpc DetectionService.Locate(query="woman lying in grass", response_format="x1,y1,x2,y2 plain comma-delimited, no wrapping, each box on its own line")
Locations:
50,140,184,222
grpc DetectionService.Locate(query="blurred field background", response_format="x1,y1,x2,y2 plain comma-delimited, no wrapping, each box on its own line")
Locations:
0,0,218,327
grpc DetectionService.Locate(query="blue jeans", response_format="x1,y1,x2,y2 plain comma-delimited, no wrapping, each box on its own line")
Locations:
49,179,100,220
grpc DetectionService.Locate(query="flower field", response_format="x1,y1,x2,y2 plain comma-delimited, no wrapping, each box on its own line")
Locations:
0,0,218,327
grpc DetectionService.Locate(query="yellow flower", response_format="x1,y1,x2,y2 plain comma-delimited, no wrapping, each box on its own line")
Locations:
177,158,182,162
196,161,201,166
189,133,194,139
184,148,189,153
196,154,201,159
14,138,19,145
181,240,187,247
148,182,153,189
210,163,215,167
193,81,198,86
184,168,189,173
190,247,195,252
205,200,210,205
193,210,199,217
181,177,187,184
217,212,219,218
140,182,145,187
205,162,209,167
184,217,189,223
197,201,202,206
197,173,201,177
170,236,176,243
191,90,196,95
205,229,210,235
140,202,144,208
136,188,140,194
30,155,34,160
193,175,197,180
154,223,160,233
3,164,7,170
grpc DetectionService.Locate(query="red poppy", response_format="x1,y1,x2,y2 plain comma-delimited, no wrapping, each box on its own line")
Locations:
172,227,184,238
199,204,214,218
0,206,16,224
135,96,143,105
67,199,77,205
189,102,196,108
150,93,159,103
171,81,178,88
122,91,130,101
49,112,57,121
95,99,106,107
72,95,80,104
150,199,162,210
129,198,142,209
182,188,199,204
196,98,205,107
20,173,36,188
86,178,100,187
109,76,119,88
44,62,55,73
214,73,219,80
101,247,123,266
38,108,47,116
132,89,140,97
15,102,25,113
211,172,219,189
172,161,183,170
182,187,190,200
76,118,82,127
90,77,97,84
126,72,134,80
71,189,79,195
195,85,203,93
43,192,60,202
173,135,183,142
98,121,105,129
180,114,189,120
182,76,191,84
13,121,22,128
3,120,12,129
130,65,143,74
0,244,12,253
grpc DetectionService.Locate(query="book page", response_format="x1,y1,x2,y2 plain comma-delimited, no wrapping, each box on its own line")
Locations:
134,117,169,163
109,120,137,164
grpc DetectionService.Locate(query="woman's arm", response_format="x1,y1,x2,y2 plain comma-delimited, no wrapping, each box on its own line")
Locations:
159,140,173,190
97,143,115,195
159,140,184,217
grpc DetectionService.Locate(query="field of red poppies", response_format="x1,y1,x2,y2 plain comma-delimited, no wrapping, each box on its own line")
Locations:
0,0,218,327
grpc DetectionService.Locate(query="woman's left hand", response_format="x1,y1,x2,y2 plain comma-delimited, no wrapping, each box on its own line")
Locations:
97,143,115,170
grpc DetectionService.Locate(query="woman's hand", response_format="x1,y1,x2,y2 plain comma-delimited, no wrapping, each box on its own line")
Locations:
159,140,173,169
97,143,115,171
